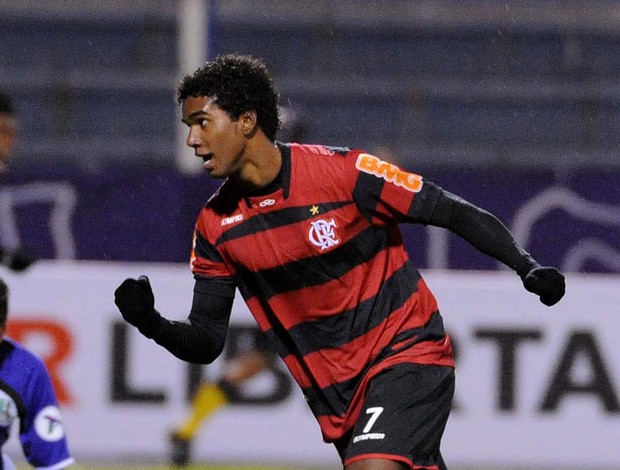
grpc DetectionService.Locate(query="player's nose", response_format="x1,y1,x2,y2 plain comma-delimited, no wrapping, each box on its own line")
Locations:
186,127,202,148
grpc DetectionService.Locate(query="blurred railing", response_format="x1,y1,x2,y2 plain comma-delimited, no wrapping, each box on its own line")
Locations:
1,0,619,170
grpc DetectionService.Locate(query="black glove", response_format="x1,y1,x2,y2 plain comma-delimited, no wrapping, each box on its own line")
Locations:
522,266,565,307
114,275,162,338
1,246,36,272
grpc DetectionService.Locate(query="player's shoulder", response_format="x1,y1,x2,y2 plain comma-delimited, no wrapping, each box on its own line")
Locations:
203,179,242,215
0,338,47,373
195,179,244,240
288,142,365,177
287,142,352,159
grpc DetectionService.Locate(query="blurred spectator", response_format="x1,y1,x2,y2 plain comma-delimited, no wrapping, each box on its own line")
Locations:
169,349,272,466
0,93,17,175
0,92,36,272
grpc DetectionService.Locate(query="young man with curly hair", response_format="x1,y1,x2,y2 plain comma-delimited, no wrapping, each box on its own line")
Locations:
114,54,565,470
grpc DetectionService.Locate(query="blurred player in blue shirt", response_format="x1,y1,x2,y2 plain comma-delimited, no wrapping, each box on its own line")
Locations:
0,277,74,470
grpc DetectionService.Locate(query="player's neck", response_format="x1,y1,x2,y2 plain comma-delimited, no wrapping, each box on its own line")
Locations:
234,138,281,191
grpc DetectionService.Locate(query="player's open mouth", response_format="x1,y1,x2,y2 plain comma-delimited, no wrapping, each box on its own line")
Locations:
200,154,214,170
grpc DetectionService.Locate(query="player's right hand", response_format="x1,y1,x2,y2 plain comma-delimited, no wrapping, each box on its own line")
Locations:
1,246,36,272
114,275,162,338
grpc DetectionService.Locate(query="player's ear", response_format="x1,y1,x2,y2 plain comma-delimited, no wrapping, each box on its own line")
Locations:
239,110,257,137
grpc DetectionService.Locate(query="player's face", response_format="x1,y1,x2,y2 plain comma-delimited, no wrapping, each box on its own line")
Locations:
0,113,16,174
182,95,247,179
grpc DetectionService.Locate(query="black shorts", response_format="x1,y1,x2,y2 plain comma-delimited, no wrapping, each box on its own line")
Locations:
334,363,455,469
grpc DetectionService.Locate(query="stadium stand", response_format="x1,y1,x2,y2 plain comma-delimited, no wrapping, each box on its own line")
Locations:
0,0,619,171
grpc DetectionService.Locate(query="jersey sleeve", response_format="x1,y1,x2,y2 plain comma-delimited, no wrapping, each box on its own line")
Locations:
345,151,443,226
20,358,73,469
190,209,234,280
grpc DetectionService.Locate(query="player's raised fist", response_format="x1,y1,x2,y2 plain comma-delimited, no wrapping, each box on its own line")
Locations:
522,266,565,307
114,275,161,338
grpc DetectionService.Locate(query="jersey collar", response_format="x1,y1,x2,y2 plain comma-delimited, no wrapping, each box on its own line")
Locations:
239,141,291,208
275,141,291,199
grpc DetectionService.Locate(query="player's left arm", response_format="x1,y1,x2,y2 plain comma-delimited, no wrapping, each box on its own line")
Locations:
20,359,74,468
424,187,565,307
345,152,564,306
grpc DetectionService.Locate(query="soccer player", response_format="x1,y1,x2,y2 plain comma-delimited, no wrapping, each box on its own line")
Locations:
0,92,36,272
169,342,272,466
0,277,74,470
114,54,565,470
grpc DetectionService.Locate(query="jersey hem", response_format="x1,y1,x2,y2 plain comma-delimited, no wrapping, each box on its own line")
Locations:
344,453,412,468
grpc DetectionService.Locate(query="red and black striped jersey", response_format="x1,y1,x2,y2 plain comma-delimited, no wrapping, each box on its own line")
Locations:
191,143,454,442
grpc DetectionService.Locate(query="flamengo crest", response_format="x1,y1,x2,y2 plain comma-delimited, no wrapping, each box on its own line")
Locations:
308,218,340,251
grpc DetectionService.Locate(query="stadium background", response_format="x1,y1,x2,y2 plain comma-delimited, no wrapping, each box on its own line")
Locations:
1,1,619,469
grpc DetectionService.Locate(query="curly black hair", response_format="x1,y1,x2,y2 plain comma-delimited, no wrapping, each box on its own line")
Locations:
177,54,281,141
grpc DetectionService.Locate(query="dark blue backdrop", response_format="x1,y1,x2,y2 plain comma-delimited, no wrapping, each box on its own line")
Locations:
2,165,619,273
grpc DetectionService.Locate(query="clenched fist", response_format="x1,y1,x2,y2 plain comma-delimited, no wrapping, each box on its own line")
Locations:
522,266,566,307
114,275,162,338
